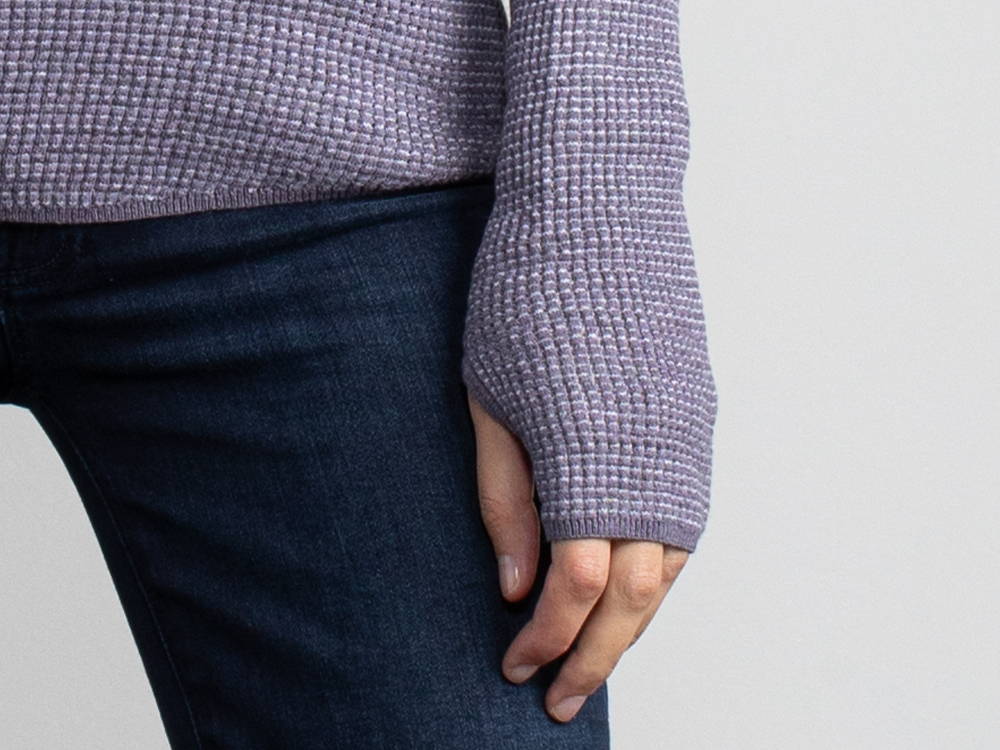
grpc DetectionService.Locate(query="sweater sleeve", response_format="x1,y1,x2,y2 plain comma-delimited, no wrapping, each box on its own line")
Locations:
460,0,718,552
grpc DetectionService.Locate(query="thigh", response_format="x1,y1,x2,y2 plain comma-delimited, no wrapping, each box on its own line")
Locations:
2,182,610,749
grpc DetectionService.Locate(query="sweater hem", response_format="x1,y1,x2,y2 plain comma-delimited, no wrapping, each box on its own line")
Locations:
0,177,494,225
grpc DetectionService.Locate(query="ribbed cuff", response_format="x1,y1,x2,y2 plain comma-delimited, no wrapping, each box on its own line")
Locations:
540,512,704,553
460,349,715,552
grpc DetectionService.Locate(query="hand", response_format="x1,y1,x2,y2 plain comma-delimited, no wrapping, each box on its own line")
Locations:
467,395,689,723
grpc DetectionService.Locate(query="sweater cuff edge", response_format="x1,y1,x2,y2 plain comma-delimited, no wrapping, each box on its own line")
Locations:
540,513,704,553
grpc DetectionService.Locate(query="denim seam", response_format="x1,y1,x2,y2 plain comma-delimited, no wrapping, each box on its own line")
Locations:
26,391,206,750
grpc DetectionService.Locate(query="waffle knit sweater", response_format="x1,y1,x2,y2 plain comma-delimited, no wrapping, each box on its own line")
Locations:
1,1,718,551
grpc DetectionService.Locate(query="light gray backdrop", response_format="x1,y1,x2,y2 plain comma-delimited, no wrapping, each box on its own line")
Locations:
2,1,998,747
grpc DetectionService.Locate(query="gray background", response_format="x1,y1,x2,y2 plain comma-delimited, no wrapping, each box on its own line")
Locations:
2,0,998,747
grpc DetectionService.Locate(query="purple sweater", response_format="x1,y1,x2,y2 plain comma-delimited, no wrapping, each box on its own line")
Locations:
1,0,718,551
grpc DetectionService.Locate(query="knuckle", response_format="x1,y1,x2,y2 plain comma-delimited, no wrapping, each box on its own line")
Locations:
550,632,580,657
662,552,688,581
520,626,575,662
522,636,573,665
616,569,661,609
562,558,609,599
559,645,613,687
513,644,550,667
568,664,610,691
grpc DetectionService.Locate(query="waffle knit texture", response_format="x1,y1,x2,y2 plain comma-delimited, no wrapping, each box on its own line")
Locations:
1,0,718,551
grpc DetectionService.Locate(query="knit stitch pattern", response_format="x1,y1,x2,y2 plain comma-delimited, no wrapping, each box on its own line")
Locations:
462,0,717,551
1,0,718,551
1,1,508,220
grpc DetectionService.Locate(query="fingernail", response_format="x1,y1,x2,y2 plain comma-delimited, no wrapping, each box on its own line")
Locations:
552,695,587,722
507,664,537,682
497,555,519,597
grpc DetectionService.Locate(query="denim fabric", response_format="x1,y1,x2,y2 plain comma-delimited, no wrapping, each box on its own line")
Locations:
0,177,610,749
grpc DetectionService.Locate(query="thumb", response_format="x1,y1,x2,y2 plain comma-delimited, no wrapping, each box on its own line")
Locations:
467,394,540,602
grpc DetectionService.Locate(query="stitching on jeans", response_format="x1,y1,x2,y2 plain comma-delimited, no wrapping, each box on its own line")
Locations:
26,392,206,750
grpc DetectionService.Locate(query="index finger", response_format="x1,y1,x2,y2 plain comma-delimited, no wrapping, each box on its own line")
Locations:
501,538,611,683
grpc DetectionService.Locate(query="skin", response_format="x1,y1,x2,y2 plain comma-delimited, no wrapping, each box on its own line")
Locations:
467,396,690,723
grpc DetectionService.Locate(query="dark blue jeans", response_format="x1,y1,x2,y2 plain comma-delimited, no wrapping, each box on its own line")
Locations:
0,177,610,749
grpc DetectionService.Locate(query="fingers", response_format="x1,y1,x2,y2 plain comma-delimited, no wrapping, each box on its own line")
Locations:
501,538,611,684
466,395,693,724
501,538,690,723
627,545,689,648
542,540,666,722
467,395,540,601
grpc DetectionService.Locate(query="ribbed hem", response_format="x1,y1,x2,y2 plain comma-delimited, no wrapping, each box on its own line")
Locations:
0,175,496,225
541,512,704,553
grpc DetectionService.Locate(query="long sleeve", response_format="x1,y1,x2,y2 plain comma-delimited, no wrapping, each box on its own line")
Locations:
460,0,719,552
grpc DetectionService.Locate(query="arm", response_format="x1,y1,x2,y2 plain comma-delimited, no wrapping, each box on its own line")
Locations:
462,0,719,722
463,0,717,551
